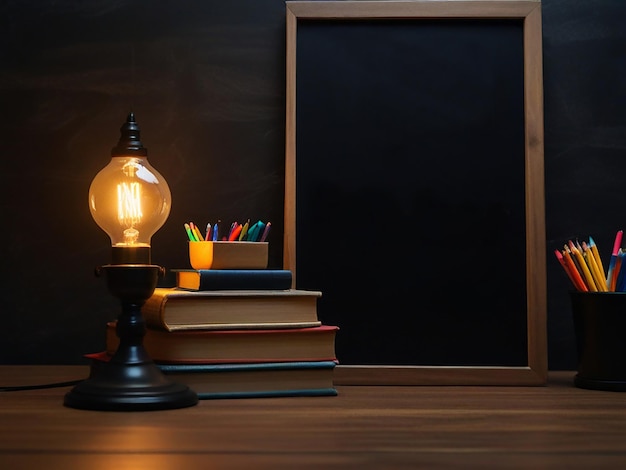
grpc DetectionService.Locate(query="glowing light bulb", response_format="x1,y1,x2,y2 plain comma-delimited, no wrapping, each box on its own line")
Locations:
89,113,171,264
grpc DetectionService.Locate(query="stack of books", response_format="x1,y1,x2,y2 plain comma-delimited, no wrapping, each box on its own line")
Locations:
104,268,339,399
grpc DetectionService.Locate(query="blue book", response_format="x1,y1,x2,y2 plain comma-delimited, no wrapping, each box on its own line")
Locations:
158,361,338,399
173,269,292,291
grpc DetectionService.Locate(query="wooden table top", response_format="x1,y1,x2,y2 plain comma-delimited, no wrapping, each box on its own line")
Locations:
1,366,625,469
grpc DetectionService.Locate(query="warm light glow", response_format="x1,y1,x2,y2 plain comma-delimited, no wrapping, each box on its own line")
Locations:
117,182,143,242
89,156,171,248
88,113,171,265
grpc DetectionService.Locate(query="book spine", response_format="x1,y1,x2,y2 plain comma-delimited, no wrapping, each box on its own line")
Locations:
197,270,292,290
140,292,170,330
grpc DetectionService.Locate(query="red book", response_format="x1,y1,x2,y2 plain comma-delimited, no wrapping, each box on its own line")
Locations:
105,321,339,364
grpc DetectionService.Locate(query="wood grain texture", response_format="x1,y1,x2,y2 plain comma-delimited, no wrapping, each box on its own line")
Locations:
1,366,625,469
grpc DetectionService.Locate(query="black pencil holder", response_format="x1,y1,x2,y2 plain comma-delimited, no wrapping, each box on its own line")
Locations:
570,291,626,391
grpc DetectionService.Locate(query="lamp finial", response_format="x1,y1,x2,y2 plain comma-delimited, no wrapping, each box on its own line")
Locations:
111,112,148,157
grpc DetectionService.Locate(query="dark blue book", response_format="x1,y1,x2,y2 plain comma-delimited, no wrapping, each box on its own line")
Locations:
173,269,293,291
157,361,338,399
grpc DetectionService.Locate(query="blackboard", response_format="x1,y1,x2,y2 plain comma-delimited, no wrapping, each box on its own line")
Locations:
284,1,547,385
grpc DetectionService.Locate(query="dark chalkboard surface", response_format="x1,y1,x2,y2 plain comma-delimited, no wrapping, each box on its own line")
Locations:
284,1,547,385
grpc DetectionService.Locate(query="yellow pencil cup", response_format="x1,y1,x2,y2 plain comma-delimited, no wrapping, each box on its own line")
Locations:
188,241,214,270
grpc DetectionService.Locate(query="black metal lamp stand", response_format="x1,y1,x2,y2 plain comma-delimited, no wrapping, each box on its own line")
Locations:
64,264,198,411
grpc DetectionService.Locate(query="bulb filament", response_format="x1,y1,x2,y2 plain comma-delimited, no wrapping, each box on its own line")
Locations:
117,182,142,244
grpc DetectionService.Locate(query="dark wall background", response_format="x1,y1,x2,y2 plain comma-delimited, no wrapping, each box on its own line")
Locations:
0,0,624,370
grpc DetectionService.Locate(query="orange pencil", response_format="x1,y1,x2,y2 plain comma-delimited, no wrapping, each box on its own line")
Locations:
560,247,588,292
228,223,243,241
554,249,584,291
569,240,597,292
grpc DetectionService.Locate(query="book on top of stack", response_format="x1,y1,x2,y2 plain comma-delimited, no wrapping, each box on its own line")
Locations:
172,268,293,291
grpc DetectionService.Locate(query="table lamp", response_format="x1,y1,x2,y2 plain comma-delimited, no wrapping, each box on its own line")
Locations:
64,112,198,411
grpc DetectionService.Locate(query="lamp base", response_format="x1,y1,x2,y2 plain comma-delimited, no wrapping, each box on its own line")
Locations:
64,356,198,411
64,264,198,411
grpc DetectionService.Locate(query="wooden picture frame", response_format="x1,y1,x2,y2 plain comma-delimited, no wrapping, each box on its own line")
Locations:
284,0,546,385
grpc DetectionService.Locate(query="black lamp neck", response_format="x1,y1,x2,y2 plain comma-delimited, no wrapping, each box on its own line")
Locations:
111,112,148,157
